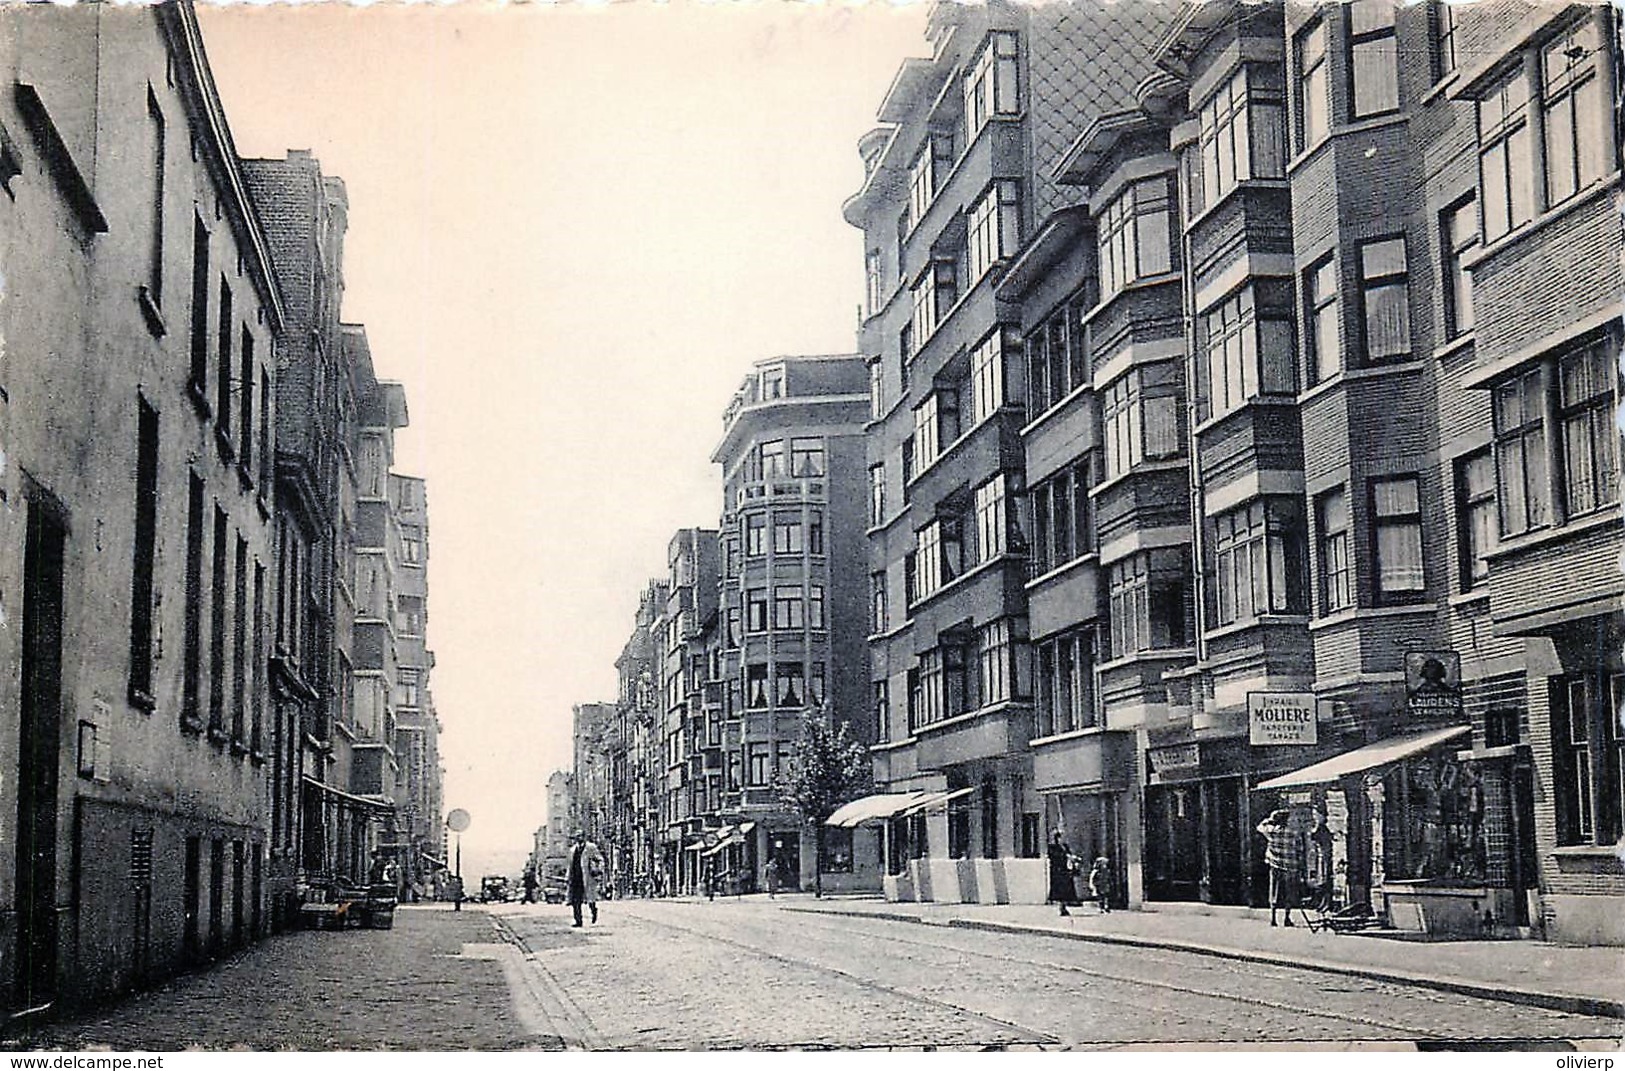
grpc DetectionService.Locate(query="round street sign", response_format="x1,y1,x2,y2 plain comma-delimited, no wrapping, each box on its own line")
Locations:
446,808,471,833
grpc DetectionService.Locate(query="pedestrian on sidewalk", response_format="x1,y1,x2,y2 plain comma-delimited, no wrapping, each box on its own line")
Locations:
764,856,780,900
1257,808,1303,927
1087,856,1113,914
1306,810,1334,913
567,829,604,928
522,866,538,905
1047,831,1080,916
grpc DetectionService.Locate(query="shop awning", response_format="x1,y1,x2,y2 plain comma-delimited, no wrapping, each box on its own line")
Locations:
1256,726,1473,790
300,775,394,814
898,786,977,816
825,792,933,828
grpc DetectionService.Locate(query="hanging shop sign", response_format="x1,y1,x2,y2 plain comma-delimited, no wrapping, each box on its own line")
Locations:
1248,692,1319,746
1405,651,1463,719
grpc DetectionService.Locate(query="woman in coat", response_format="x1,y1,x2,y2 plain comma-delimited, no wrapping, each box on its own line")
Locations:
1046,831,1079,916
567,829,605,927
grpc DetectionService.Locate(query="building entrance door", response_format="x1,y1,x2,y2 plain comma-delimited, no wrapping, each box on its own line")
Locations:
1145,784,1202,900
1202,778,1245,905
771,833,800,892
17,501,66,1012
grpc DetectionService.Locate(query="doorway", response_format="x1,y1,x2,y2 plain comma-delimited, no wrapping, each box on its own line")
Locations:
17,500,66,1011
1145,784,1202,901
770,833,800,892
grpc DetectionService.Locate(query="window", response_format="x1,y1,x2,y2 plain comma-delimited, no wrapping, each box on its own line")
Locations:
790,437,825,477
397,595,424,636
776,663,805,708
1107,549,1190,659
772,512,803,556
1318,487,1354,614
239,327,254,466
964,30,1019,136
1211,499,1306,626
1542,19,1607,210
726,608,742,648
401,524,423,565
901,437,915,496
865,249,883,318
1455,451,1497,590
977,619,1022,706
209,506,229,737
189,218,209,397
1026,301,1090,416
913,388,959,472
1097,178,1173,299
128,398,159,708
232,536,248,747
746,665,769,709
948,802,971,860
1306,255,1340,384
1196,68,1286,212
970,329,1010,425
1493,367,1548,536
906,666,923,734
746,588,768,633
912,259,961,344
809,585,825,630
874,680,891,743
903,551,918,607
869,464,886,527
811,662,827,707
1478,68,1535,242
1434,0,1459,80
216,278,233,442
1029,460,1092,577
1359,237,1411,361
1560,341,1620,519
397,667,421,709
251,562,264,754
908,131,953,226
1370,476,1424,602
147,89,165,304
1034,631,1096,738
917,649,943,728
1349,0,1400,117
821,826,854,873
871,571,888,634
1102,366,1182,479
809,511,824,556
773,585,804,631
869,359,884,419
748,742,771,785
1441,197,1477,338
1551,674,1624,846
1297,19,1330,148
916,522,942,599
1202,286,1296,419
974,475,1009,564
760,440,787,479
968,180,1021,283
745,513,767,557
760,367,784,400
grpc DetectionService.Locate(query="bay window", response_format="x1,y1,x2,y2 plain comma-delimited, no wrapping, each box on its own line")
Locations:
776,663,805,708
1210,499,1306,626
869,464,886,527
772,511,803,555
1201,285,1296,419
1296,19,1330,149
809,585,825,630
1441,197,1477,338
1195,68,1286,213
1541,19,1607,210
1359,236,1411,361
1102,364,1183,480
1350,0,1400,117
1559,340,1620,518
916,650,943,728
865,249,883,319
1028,459,1093,577
1306,255,1340,384
746,588,768,633
916,522,942,599
869,358,885,420
973,474,1009,564
1026,301,1087,415
1455,451,1497,590
1478,67,1535,242
760,439,787,479
1317,487,1353,614
1097,177,1173,299
1551,673,1625,846
976,618,1025,707
745,512,766,557
871,571,888,634
1493,366,1549,536
773,585,804,631
1034,631,1096,738
969,180,1021,283
965,30,1020,137
1107,549,1191,659
790,437,825,477
1370,475,1425,602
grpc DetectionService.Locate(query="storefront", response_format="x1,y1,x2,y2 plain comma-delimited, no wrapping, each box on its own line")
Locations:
1032,729,1136,907
1257,723,1535,935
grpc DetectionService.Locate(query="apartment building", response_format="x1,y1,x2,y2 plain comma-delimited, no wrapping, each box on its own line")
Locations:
613,580,666,893
0,1,283,1008
844,0,1621,943
653,529,719,895
391,474,443,896
711,355,878,893
845,0,1180,904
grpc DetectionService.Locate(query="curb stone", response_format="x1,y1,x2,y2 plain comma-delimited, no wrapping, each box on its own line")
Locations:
784,904,1625,1022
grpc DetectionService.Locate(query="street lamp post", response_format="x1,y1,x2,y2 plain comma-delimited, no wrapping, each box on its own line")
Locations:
446,808,471,911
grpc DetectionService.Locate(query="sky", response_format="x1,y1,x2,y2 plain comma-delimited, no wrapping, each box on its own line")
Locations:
196,0,930,880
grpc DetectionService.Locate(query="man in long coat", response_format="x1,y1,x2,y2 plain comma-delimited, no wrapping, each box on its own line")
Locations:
567,829,605,927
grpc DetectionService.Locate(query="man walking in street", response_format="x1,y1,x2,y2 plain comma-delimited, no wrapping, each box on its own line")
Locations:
567,829,604,927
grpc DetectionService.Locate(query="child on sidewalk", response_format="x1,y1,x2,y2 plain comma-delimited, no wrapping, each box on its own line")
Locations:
1088,856,1113,913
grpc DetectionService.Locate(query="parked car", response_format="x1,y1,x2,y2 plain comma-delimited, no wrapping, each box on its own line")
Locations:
480,875,511,903
543,885,565,904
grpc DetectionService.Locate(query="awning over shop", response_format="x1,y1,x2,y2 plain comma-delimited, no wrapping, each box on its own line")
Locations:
1256,725,1473,790
898,786,977,816
825,792,932,828
420,852,448,869
300,775,394,814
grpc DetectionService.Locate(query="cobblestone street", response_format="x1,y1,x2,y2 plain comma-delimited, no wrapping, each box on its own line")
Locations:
11,899,1622,1051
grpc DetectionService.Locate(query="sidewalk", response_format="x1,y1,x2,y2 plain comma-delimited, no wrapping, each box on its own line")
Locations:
8,905,537,1051
784,897,1625,1020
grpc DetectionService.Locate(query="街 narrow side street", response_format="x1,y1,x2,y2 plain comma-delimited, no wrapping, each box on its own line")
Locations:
17,899,1623,1051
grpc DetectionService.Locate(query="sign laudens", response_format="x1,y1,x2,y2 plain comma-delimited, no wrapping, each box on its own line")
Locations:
1248,692,1318,746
